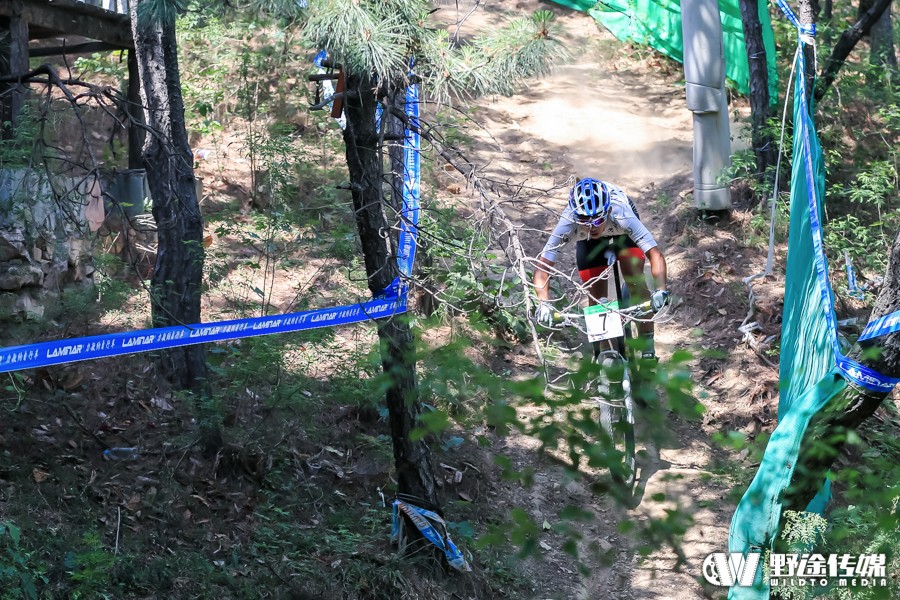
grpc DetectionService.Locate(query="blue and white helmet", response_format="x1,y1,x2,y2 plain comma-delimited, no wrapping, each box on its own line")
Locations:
568,178,610,220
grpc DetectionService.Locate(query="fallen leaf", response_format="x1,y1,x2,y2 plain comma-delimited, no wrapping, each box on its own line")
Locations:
33,468,50,483
540,541,552,551
717,308,727,316
151,397,174,411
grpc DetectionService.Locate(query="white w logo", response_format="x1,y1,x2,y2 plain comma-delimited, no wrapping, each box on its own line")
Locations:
702,553,761,587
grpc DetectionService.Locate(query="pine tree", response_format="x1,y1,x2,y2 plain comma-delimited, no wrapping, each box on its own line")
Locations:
131,0,220,450
297,0,563,505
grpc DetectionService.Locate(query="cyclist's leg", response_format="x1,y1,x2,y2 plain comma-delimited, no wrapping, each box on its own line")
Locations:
576,237,612,305
617,240,655,356
577,238,613,360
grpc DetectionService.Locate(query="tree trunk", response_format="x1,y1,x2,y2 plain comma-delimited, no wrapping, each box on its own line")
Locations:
814,0,894,101
126,50,145,170
738,0,777,177
0,2,29,138
130,3,210,399
342,71,439,506
799,0,818,102
869,3,898,73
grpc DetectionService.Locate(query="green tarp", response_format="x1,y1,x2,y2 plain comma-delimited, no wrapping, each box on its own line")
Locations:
550,0,778,98
727,45,842,599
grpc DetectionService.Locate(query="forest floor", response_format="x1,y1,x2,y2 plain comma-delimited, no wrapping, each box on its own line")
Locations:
2,1,900,599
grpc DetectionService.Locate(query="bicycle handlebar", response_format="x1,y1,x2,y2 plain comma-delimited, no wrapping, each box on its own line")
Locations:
551,300,654,325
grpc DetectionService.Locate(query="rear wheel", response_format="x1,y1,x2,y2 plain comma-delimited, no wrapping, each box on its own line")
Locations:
595,351,636,487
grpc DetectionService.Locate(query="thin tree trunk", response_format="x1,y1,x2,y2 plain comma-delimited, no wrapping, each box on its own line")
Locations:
739,0,776,177
343,71,439,506
131,3,211,401
799,0,818,102
869,3,898,73
0,2,29,137
814,0,894,101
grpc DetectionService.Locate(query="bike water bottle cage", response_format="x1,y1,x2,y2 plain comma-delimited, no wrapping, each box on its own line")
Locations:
569,178,611,220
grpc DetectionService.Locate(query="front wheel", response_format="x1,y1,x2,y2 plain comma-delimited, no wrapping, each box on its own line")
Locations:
595,351,636,488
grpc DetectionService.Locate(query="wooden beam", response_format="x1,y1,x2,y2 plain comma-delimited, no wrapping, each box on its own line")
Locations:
0,0,133,49
29,40,126,57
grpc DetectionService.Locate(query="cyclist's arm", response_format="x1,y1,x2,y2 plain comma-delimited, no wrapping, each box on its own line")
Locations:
612,190,667,290
533,256,555,302
646,246,667,291
533,207,577,301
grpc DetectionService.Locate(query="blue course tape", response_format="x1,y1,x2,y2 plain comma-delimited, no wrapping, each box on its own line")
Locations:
794,47,899,394
390,500,470,572
0,294,407,373
859,310,900,341
397,81,420,278
844,252,865,299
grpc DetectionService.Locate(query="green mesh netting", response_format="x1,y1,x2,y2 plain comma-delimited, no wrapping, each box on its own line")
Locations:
550,0,777,98
726,46,844,599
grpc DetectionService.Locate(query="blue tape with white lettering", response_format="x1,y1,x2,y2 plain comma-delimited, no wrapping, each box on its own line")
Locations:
0,295,407,373
390,500,470,572
396,80,420,278
859,309,900,341
844,252,865,300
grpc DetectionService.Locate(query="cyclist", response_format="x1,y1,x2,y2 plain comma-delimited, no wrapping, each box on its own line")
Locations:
532,177,669,359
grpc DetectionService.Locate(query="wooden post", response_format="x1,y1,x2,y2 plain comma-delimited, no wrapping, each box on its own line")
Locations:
0,1,30,137
127,49,145,169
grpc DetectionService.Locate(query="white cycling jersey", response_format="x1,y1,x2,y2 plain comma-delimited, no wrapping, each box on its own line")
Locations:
539,182,658,262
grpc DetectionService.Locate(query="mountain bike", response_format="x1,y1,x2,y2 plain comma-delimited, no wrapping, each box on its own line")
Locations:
548,249,655,488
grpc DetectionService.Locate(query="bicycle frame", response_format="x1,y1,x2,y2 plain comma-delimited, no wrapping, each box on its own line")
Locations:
593,248,633,361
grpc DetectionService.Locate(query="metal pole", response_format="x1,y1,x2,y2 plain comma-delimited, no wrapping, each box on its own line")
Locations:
682,0,733,210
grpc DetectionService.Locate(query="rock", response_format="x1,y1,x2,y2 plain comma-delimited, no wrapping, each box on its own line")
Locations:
0,231,27,262
564,480,587,498
0,264,43,290
16,293,45,319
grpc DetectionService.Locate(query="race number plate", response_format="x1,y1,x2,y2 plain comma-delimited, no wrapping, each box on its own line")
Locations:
584,302,624,342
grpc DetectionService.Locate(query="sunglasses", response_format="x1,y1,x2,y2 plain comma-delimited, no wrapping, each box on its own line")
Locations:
576,216,607,228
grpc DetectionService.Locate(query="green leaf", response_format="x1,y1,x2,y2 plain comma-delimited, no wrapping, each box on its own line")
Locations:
6,522,21,545
558,505,594,521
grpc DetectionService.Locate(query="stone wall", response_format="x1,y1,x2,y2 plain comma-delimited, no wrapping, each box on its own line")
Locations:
0,168,100,319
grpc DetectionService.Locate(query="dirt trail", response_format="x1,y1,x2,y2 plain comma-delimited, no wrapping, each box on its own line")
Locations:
446,2,747,598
